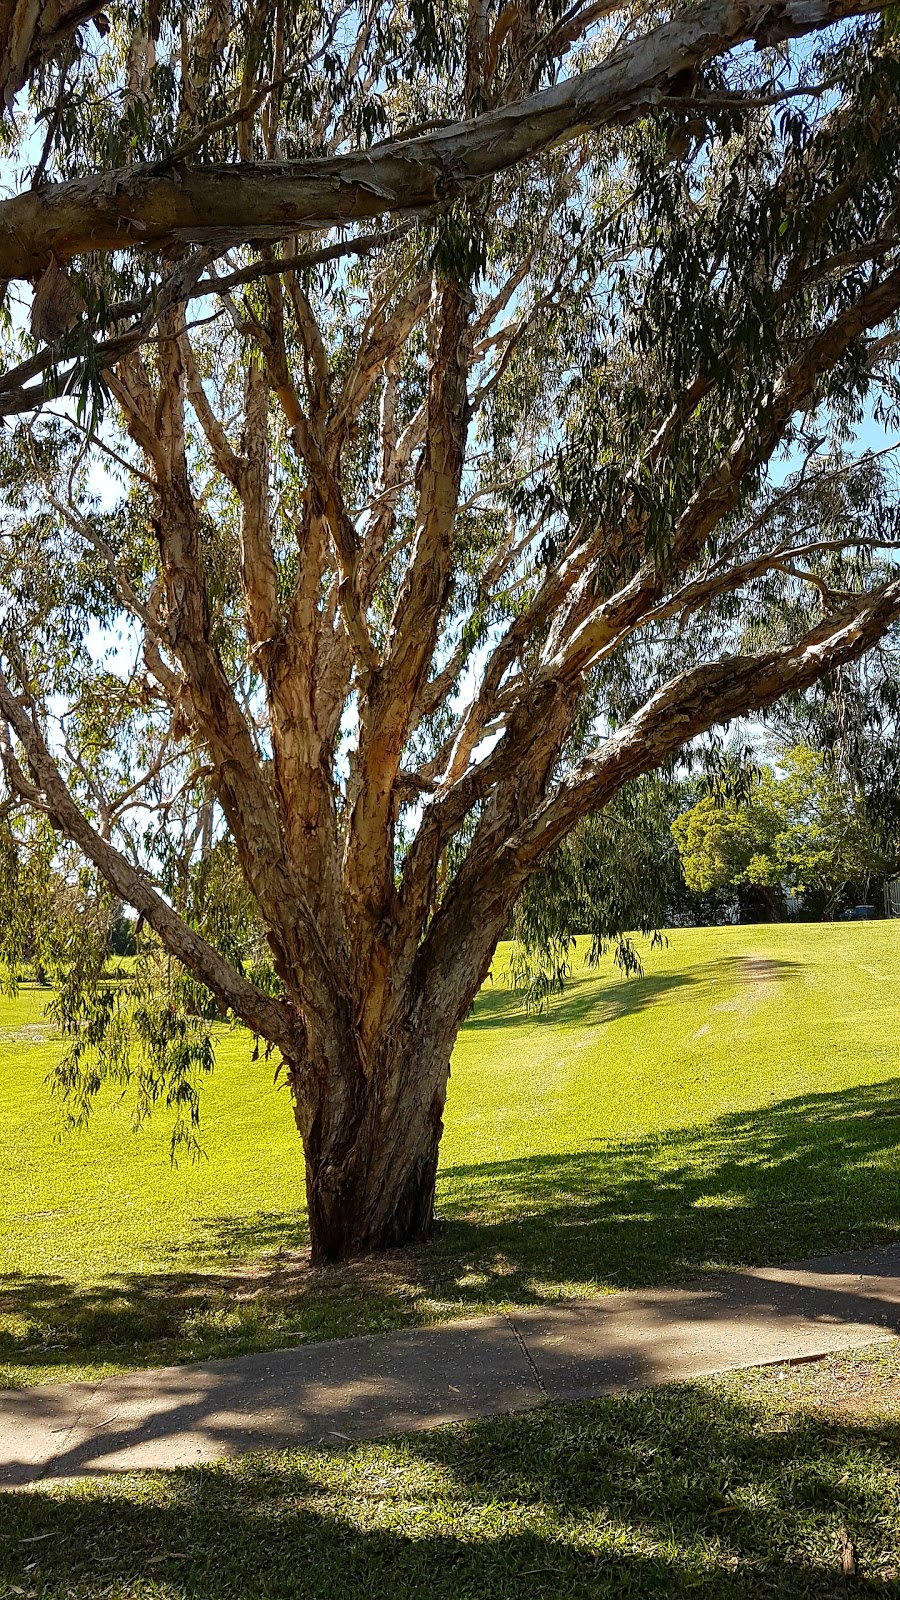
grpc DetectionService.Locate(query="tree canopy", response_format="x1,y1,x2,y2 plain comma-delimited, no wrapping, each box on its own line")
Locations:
0,0,889,292
673,745,894,913
0,0,899,1257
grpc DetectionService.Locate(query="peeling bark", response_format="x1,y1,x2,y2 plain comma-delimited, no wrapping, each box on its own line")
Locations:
0,0,104,110
298,1018,450,1261
0,0,884,278
2,12,899,1259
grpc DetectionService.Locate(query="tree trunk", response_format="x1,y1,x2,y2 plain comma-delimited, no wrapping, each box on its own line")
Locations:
739,883,783,922
297,1014,451,1263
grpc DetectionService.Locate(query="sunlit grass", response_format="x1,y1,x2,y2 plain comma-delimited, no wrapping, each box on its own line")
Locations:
1,923,898,1385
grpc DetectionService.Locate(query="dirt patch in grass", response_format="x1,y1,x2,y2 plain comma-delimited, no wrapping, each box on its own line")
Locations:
0,1023,55,1043
727,1341,900,1422
789,1363,900,1420
830,1377,900,1418
711,952,787,1015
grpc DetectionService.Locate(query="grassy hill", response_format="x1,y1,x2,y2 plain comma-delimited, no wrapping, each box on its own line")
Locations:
1,922,898,1386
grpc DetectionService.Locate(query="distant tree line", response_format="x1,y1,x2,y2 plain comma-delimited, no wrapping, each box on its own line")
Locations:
509,657,900,1005
673,745,897,923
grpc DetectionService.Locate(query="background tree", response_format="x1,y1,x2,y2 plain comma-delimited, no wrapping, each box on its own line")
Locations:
673,746,895,917
1,1,900,1260
769,633,900,858
672,780,784,920
508,774,682,1008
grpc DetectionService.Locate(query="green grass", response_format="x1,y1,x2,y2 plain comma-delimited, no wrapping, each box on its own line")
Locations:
2,923,899,1387
3,1341,900,1597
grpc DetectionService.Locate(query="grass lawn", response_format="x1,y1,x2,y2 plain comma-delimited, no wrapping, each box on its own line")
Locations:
3,1341,900,1597
1,922,899,1387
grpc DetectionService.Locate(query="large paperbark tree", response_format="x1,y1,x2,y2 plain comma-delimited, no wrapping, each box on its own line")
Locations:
0,0,899,1259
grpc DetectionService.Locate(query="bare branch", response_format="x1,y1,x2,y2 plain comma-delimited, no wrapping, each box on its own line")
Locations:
0,229,416,421
511,579,900,866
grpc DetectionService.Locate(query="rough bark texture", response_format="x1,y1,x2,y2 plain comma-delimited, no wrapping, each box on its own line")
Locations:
0,0,104,110
299,1021,450,1261
1,3,899,1261
0,0,884,278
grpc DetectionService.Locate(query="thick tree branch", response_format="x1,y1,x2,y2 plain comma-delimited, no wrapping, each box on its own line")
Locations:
516,579,900,864
111,327,342,1013
0,0,104,110
412,578,900,1040
544,262,900,682
0,0,883,279
343,280,471,1030
236,357,281,650
0,662,296,1052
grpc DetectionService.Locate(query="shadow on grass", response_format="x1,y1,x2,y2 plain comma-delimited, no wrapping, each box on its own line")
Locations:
433,1074,900,1298
464,952,801,1030
2,1378,900,1597
2,1073,899,1382
465,967,696,1030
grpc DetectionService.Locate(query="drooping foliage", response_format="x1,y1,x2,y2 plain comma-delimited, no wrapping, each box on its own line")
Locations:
0,1,898,1252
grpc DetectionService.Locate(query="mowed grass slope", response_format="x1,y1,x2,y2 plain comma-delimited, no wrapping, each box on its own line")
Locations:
1,923,898,1385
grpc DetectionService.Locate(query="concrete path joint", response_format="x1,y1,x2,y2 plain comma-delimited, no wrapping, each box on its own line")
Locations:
2,1243,899,1487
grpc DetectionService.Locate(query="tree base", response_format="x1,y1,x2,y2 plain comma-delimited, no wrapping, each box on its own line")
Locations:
304,1115,442,1264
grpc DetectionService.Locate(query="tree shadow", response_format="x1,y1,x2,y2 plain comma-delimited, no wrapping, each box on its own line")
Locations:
2,1377,900,1597
464,952,801,1030
464,968,696,1030
431,1075,900,1307
2,1072,898,1381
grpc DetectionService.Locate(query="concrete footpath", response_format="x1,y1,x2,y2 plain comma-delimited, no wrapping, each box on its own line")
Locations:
3,1243,900,1488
